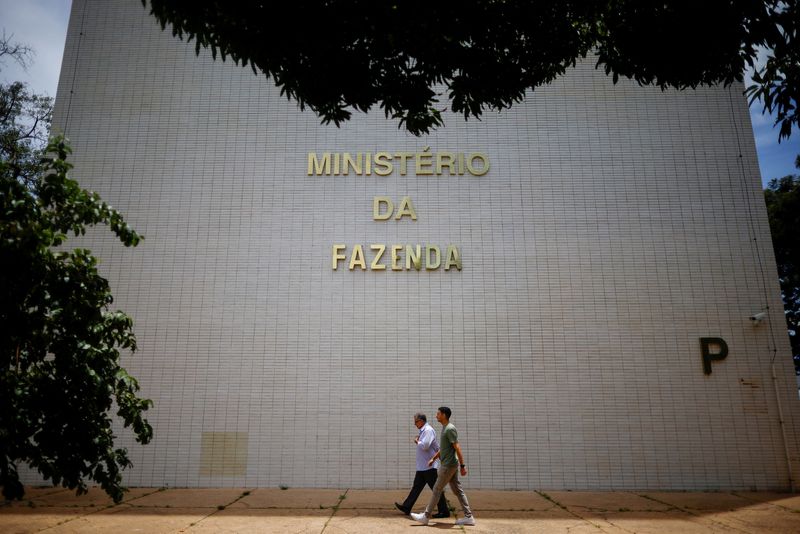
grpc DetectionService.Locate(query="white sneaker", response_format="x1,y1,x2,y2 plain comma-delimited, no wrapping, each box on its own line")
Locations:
455,516,476,526
410,512,429,525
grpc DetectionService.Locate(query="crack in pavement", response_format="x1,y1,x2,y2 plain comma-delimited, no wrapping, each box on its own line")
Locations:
535,491,614,532
636,493,751,534
34,487,168,532
319,488,349,534
177,488,255,533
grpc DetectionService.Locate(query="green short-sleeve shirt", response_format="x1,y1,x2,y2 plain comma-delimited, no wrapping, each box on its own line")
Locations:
439,423,459,467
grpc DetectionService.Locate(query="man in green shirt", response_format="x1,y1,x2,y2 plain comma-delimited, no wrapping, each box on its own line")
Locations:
411,406,476,526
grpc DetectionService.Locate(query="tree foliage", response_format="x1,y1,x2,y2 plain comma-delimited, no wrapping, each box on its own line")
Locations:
144,0,797,138
1,81,53,186
746,3,799,142
0,39,152,503
0,33,51,186
764,157,800,374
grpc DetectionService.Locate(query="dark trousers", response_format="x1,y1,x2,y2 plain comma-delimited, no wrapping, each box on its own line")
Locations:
401,468,449,515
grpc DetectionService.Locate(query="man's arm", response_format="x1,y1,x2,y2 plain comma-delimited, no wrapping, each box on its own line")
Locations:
427,450,441,467
453,442,467,475
418,426,435,451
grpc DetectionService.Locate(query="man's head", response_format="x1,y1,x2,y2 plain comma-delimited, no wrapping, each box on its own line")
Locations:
414,413,426,429
436,406,451,424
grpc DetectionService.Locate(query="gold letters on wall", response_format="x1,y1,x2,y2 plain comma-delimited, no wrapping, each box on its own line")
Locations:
310,149,488,272
308,150,490,177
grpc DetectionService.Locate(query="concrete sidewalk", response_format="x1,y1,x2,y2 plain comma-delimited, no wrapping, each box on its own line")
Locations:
2,487,799,533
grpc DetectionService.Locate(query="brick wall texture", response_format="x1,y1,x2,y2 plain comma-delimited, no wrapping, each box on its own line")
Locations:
45,0,800,490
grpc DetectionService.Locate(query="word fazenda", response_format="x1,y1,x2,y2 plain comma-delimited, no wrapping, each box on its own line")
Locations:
332,244,462,271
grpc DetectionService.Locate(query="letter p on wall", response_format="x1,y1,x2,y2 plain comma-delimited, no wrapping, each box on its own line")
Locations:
700,337,728,375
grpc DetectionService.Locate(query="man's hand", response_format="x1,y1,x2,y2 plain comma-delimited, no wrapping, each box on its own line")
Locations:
428,458,435,467
460,465,467,476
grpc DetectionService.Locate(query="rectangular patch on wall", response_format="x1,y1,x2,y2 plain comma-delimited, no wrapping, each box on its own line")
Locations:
200,432,248,476
740,379,768,415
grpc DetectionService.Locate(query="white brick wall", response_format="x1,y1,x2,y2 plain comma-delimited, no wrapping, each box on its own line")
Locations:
45,0,800,490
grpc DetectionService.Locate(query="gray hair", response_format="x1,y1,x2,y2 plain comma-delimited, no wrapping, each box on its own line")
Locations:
414,413,427,423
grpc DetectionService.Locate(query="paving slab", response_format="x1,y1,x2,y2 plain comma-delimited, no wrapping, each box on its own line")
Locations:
467,490,556,511
227,488,343,509
326,508,616,534
41,505,211,534
0,506,85,533
638,491,800,533
127,488,247,508
183,508,331,533
586,510,741,534
734,491,800,511
16,486,156,508
329,509,482,533
3,486,149,508
699,506,800,533
474,510,613,534
539,493,723,533
545,490,672,512
2,487,69,506
336,489,394,509
642,492,754,512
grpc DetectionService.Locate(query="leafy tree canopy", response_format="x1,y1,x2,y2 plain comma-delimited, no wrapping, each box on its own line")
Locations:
0,34,51,186
764,156,800,374
1,39,152,503
144,0,797,138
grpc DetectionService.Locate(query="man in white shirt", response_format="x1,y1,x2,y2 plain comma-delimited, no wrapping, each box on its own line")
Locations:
394,413,450,518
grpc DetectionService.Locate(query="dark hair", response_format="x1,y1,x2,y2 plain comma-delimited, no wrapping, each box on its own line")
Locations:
414,412,427,423
438,406,452,419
